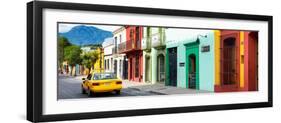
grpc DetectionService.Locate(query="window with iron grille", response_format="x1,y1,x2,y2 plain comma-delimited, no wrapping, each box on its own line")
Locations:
158,54,165,82
119,34,122,43
188,54,196,89
107,59,109,70
135,55,139,77
114,60,117,74
136,27,140,41
104,59,107,70
114,36,117,46
221,37,237,85
119,60,122,75
130,29,134,39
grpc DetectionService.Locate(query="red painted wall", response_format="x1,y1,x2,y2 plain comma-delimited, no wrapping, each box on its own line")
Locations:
125,26,143,48
127,52,143,82
215,30,240,92
244,32,249,91
245,32,258,91
125,26,143,82
216,31,258,92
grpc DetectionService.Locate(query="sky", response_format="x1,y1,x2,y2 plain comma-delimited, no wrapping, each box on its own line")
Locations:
58,23,122,33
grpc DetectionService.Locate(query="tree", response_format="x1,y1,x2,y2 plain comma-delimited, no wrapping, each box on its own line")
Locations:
58,36,71,63
81,51,99,74
64,45,82,76
58,36,71,74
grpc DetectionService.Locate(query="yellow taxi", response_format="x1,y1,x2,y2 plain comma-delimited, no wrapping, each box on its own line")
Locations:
81,72,122,96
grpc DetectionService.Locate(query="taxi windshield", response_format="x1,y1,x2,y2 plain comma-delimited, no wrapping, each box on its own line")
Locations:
92,73,117,80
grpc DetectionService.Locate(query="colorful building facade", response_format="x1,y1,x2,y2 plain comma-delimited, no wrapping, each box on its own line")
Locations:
70,25,258,92
142,27,166,84
165,28,258,92
113,27,128,80
91,47,105,73
165,29,215,91
102,37,114,73
118,26,143,82
214,30,258,92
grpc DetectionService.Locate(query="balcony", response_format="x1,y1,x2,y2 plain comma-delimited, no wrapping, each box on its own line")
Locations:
151,33,165,48
112,47,118,54
118,42,126,53
118,39,141,53
141,38,151,50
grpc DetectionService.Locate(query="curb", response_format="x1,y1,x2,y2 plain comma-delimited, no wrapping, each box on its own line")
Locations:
148,91,167,95
127,87,142,91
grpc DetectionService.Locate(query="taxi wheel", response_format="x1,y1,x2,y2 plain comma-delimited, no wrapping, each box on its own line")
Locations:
87,89,94,97
115,90,121,95
81,86,86,94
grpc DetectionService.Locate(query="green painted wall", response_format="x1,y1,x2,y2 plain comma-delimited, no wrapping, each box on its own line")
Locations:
165,48,169,86
143,51,152,83
185,43,199,89
143,27,166,84
199,32,215,91
165,29,215,91
151,48,157,83
177,45,187,88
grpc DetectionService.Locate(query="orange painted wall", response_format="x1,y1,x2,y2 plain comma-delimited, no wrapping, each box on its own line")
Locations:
215,30,258,92
214,30,221,86
244,32,258,91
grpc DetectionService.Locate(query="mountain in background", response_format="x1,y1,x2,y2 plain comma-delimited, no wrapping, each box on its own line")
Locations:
59,25,113,46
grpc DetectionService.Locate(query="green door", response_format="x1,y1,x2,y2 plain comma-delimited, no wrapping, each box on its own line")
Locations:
186,44,199,89
167,47,177,86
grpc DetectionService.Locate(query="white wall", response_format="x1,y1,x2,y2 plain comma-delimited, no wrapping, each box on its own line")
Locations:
103,37,114,55
166,28,211,45
114,27,126,45
103,45,114,55
0,0,280,123
113,28,126,78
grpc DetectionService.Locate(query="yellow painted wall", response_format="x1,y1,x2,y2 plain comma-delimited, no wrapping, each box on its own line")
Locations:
83,68,90,75
214,31,245,88
92,48,105,73
240,32,245,88
214,30,221,86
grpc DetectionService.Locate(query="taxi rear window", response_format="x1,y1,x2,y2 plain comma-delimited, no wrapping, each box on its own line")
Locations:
92,73,117,80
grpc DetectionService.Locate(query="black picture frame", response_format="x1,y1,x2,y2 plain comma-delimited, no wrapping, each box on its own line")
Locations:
27,1,273,122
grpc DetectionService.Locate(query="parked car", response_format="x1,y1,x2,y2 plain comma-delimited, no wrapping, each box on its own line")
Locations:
81,72,122,96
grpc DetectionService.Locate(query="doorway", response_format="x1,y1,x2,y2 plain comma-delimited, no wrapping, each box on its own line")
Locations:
123,56,128,79
185,44,199,89
157,54,165,83
168,48,177,86
188,54,196,89
248,32,258,91
145,56,151,82
114,60,117,75
221,37,237,85
129,58,133,80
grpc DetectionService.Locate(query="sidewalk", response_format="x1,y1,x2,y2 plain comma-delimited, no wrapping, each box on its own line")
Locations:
128,83,212,95
58,74,86,81
122,80,153,88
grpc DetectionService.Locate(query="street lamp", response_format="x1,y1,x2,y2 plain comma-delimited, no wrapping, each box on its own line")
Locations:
196,34,207,43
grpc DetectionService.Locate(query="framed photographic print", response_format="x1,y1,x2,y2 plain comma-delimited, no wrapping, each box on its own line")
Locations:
27,0,273,122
